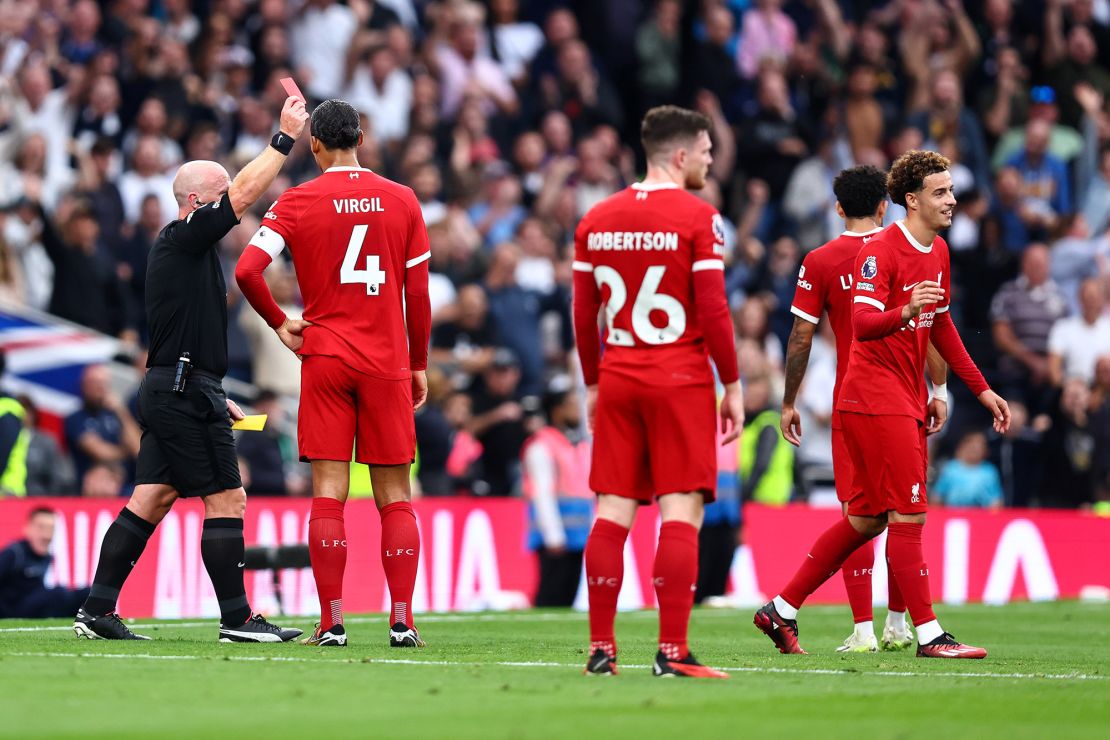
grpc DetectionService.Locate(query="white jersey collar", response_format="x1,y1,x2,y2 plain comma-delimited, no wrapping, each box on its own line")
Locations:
631,181,680,191
325,165,374,173
895,220,933,253
842,227,884,237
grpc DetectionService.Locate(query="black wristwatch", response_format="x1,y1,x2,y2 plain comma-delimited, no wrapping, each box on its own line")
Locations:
271,131,295,156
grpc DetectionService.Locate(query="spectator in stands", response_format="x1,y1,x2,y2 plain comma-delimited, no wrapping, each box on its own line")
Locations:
909,69,991,193
1042,378,1096,507
0,508,89,618
81,461,125,498
738,70,810,236
488,0,544,88
1048,278,1110,387
122,97,184,169
689,4,741,120
989,400,1046,508
522,376,591,607
344,39,412,146
64,364,140,486
236,390,300,496
634,0,681,112
431,283,499,384
117,135,176,224
541,38,623,136
435,2,518,121
933,431,1004,509
485,241,571,397
740,375,793,506
40,198,134,338
117,194,162,340
990,244,1069,410
72,74,123,152
290,0,358,101
468,348,530,496
1004,118,1071,234
0,353,27,497
736,0,797,80
20,395,76,496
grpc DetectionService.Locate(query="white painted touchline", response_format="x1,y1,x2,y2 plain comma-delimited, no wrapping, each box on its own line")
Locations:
5,651,1104,682
0,609,768,633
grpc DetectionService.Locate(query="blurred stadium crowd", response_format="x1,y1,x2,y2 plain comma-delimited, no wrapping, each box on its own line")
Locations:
2,0,1110,512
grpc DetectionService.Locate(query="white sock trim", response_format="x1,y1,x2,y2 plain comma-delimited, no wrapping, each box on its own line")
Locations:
916,619,943,644
773,595,798,620
854,620,874,639
886,610,906,627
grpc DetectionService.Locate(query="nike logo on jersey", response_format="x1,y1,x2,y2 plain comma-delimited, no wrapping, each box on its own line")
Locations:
903,282,919,291
237,561,245,568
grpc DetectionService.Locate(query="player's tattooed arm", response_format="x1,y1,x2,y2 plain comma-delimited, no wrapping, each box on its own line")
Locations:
781,317,816,446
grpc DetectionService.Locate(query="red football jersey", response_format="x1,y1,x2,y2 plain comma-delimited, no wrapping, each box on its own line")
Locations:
573,182,727,386
836,221,952,421
263,166,430,380
790,227,884,426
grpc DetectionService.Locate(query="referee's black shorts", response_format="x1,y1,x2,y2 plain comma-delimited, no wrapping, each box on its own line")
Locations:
135,367,242,497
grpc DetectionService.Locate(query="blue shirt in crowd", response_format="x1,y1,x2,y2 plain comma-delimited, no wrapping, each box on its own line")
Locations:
933,460,1004,508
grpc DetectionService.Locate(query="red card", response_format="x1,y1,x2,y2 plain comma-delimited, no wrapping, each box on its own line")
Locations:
279,77,306,102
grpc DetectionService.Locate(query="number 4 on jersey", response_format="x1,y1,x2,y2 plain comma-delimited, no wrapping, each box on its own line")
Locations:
340,224,386,295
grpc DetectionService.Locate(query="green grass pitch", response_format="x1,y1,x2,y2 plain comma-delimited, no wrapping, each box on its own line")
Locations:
1,602,1107,739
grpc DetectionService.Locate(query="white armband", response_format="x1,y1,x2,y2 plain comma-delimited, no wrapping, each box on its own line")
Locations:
930,383,948,403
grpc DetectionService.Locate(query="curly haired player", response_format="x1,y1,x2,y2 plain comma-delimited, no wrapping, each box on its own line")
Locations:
755,150,1011,659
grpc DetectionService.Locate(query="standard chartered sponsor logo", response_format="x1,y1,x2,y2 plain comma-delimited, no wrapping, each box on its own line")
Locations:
587,231,680,251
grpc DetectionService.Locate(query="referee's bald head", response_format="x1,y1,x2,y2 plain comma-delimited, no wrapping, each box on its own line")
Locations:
173,160,231,215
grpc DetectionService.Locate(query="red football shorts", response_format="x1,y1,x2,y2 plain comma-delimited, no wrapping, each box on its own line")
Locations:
589,374,717,503
298,355,415,466
840,411,928,516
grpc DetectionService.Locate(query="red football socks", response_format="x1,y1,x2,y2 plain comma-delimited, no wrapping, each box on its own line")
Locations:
585,518,628,659
841,539,875,624
887,556,907,613
654,521,699,660
380,501,420,628
781,517,873,609
886,522,937,627
309,497,347,631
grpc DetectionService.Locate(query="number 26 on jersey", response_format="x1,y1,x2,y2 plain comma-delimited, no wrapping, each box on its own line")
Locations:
594,266,686,346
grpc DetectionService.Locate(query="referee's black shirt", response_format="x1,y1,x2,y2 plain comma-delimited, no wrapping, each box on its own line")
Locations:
145,192,240,376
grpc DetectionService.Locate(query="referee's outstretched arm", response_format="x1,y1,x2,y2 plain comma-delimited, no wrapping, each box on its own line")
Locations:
170,96,309,226
225,97,309,218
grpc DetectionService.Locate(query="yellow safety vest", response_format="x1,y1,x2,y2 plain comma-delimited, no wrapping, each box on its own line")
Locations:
0,396,29,496
348,448,421,498
739,409,793,505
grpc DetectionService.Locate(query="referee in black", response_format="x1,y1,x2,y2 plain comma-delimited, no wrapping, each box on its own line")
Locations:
74,96,309,642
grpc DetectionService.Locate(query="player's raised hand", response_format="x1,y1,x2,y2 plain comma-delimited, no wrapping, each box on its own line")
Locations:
926,396,948,436
279,97,309,139
901,281,944,321
978,390,1011,434
276,317,311,354
412,370,428,411
720,381,745,445
780,403,802,446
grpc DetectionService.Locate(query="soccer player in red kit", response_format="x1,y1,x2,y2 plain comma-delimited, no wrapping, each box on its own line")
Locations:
574,106,744,678
782,166,949,653
756,150,1010,659
235,100,431,648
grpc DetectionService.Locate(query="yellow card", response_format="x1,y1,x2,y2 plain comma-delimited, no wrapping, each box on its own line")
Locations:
231,414,268,431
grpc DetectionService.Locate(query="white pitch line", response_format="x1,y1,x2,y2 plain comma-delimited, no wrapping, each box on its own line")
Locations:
0,612,609,634
5,651,1104,682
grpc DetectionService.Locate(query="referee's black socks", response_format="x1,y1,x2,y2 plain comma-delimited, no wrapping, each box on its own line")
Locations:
83,507,156,615
201,518,252,626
